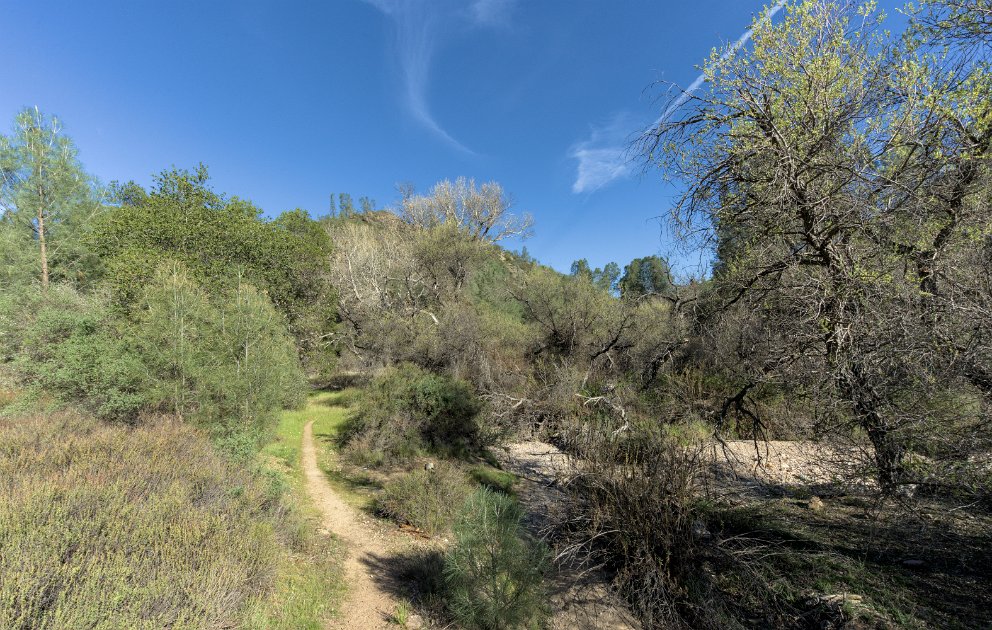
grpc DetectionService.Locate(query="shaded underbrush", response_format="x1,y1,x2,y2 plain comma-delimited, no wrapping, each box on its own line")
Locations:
551,420,992,629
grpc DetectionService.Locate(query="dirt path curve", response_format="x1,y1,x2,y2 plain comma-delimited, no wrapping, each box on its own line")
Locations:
302,421,401,629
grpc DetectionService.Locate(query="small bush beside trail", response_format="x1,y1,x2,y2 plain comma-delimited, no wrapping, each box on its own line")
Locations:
557,421,729,628
375,462,472,535
444,488,548,630
341,363,482,465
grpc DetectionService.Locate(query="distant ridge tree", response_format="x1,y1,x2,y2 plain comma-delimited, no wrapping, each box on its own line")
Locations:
571,258,621,293
618,256,671,299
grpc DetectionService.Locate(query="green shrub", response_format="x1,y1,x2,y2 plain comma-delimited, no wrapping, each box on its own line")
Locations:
138,263,307,443
3,267,306,448
469,466,517,495
8,285,149,421
0,411,339,628
375,462,472,535
444,489,548,630
342,363,481,465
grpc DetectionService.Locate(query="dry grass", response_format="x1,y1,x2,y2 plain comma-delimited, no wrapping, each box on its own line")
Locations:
375,461,473,536
0,410,341,629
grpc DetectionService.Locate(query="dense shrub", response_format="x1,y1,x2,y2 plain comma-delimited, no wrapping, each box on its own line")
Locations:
90,167,336,366
375,462,472,535
1,266,306,448
5,286,149,421
341,363,481,465
138,264,306,447
0,412,338,629
444,489,548,630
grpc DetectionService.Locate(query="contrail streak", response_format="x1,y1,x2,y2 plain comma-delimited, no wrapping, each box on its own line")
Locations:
648,0,788,131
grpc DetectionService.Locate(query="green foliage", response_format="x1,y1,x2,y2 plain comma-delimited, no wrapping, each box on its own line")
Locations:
376,462,472,535
3,266,305,447
571,258,621,293
645,0,992,491
516,265,627,358
444,489,548,630
469,466,517,495
0,411,340,629
92,166,335,365
341,364,482,465
618,255,671,299
137,263,306,444
5,286,149,421
0,107,102,289
0,211,36,289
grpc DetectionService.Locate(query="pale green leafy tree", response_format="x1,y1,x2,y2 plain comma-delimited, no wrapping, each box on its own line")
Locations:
643,0,991,491
0,108,99,290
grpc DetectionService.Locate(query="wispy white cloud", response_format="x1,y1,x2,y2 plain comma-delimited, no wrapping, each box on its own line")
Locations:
571,147,632,194
468,0,514,27
362,0,515,154
569,113,636,194
570,1,789,194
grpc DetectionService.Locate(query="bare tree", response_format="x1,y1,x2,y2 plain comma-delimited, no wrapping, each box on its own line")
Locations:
399,177,534,243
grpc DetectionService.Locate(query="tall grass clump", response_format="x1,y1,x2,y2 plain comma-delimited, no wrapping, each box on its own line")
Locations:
0,411,336,629
340,363,481,465
375,461,472,535
444,488,548,630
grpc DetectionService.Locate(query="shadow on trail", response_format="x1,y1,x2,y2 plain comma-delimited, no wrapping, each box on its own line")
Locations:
358,547,447,613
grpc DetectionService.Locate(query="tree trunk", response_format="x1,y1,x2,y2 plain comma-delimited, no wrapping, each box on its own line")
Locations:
836,366,904,494
866,422,905,494
37,205,48,290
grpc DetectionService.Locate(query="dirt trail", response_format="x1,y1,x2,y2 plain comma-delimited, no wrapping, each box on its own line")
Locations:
302,421,401,629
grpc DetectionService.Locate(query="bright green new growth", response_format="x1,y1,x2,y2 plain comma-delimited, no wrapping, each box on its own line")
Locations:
444,489,548,630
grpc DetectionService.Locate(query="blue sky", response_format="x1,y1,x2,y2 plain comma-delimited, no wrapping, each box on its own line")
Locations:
0,0,896,274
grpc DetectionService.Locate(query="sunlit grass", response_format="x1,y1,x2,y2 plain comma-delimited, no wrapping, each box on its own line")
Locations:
247,390,359,627
264,390,351,480
0,410,343,629
307,389,385,510
269,387,383,510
